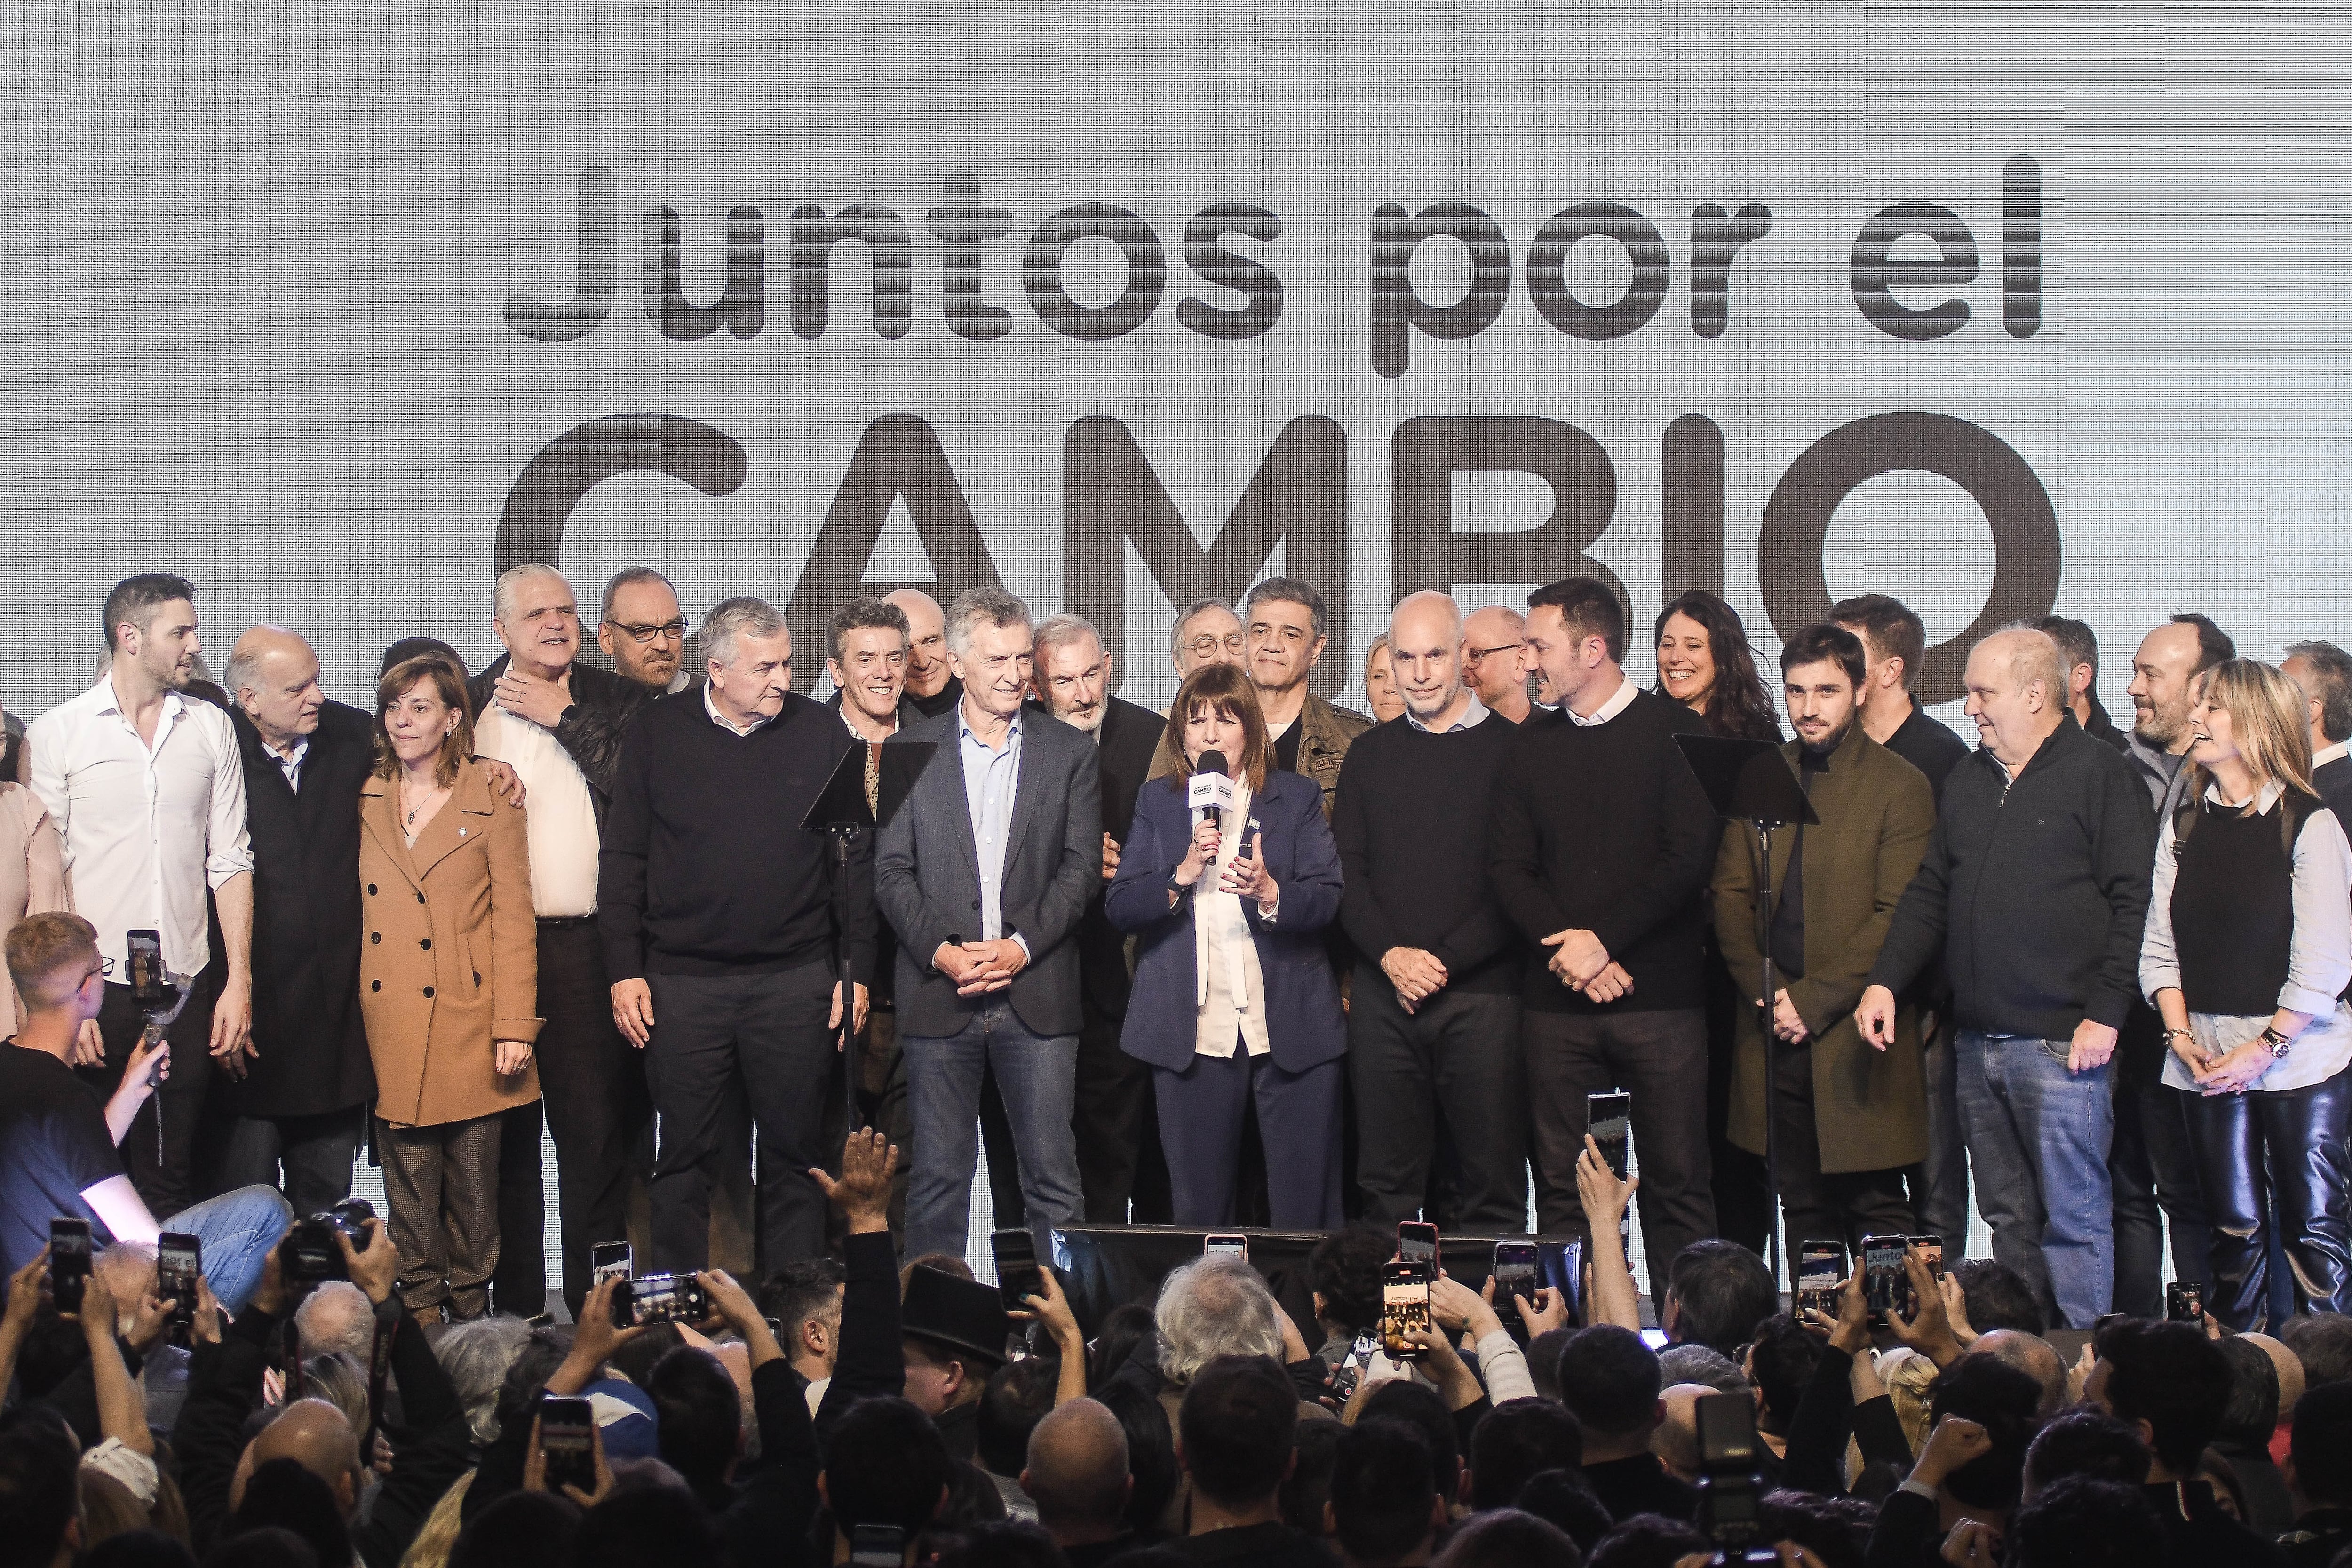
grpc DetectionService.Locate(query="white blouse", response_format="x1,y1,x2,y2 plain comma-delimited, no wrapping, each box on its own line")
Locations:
1193,783,1272,1059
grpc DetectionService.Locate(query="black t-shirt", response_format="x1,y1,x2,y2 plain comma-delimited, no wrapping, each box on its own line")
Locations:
0,1043,122,1277
1271,717,1303,776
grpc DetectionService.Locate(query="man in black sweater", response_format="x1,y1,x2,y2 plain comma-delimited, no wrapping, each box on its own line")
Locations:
1489,579,1719,1297
1336,591,1526,1231
1858,626,2153,1330
599,595,877,1273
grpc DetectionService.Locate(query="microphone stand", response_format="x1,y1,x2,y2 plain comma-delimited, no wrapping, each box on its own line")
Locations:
1749,814,1790,1289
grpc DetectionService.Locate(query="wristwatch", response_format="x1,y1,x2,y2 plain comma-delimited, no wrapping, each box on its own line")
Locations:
1167,869,1192,899
2262,1025,2294,1059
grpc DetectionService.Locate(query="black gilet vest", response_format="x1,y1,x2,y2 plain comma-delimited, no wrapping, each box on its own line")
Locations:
2169,788,2324,1016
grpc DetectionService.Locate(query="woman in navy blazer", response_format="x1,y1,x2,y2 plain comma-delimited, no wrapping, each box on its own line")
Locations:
1106,664,1347,1227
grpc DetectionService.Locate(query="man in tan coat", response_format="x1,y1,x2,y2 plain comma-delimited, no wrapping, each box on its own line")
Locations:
1713,622,1935,1263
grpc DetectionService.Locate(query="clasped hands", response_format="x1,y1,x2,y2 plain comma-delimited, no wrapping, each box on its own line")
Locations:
935,937,1027,996
1541,926,1631,1003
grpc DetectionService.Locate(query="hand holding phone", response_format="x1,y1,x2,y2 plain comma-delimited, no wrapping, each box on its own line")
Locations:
533,1395,601,1501
992,1229,1043,1311
48,1219,91,1316
156,1232,200,1330
1381,1259,1433,1361
1586,1092,1632,1180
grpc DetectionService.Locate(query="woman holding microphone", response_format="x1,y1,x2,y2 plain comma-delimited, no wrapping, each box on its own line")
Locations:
1107,663,1346,1227
2142,657,2352,1328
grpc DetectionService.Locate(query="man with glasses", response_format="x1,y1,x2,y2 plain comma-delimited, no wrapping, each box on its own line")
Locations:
469,563,652,1317
597,567,692,694
1463,605,1534,725
1170,597,1248,687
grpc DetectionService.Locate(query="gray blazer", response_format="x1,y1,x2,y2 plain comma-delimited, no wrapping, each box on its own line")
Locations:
876,707,1103,1039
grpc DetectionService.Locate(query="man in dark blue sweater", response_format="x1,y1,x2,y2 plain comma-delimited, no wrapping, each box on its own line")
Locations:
1334,591,1526,1232
598,596,877,1274
1858,626,2153,1330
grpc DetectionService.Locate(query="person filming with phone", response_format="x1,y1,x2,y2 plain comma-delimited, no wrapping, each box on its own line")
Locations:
0,912,292,1314
1106,663,1348,1228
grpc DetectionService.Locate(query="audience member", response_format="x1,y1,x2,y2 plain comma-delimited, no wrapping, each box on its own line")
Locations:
1431,1508,1581,1568
1327,1419,1443,1568
1510,1470,1610,1553
761,1258,846,1409
1654,1345,1748,1399
1554,1326,1695,1523
2021,1409,2151,1496
2214,1334,2296,1535
819,1394,954,1562
2000,1475,2166,1568
1470,1399,1583,1512
1661,1241,1775,1361
1965,1329,2068,1417
1165,1356,1325,1567
977,1357,1058,1520
445,1490,579,1568
2284,1313,2352,1390
1023,1398,1155,1566
1306,1227,1389,1367
1743,1314,1820,1470
1282,1417,1341,1538
900,1266,1013,1462
1355,1381,1465,1516
2283,1380,2352,1566
1946,1258,2044,1337
1096,1382,1181,1539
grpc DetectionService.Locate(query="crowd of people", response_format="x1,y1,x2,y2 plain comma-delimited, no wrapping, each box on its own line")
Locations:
5,557,2352,1564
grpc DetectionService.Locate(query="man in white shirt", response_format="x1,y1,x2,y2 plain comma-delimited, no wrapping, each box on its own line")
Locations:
469,564,652,1320
28,573,255,1220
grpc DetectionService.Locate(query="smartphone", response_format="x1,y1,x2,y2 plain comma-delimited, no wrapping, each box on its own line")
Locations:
1397,1221,1439,1267
1491,1242,1539,1320
1696,1389,1762,1469
1860,1235,1907,1327
614,1273,708,1327
1796,1240,1844,1316
2167,1281,2205,1323
850,1525,909,1568
1909,1235,1945,1288
537,1394,597,1496
1381,1259,1433,1361
1588,1091,1632,1180
992,1228,1043,1310
49,1218,91,1314
1204,1233,1249,1262
590,1241,632,1289
1333,1328,1380,1402
126,929,170,1010
156,1232,200,1329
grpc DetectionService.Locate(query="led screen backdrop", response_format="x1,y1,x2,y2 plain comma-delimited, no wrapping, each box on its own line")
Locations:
8,1,2350,725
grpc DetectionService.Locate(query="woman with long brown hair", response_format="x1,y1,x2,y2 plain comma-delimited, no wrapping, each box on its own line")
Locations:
1105,663,1347,1226
2142,658,2352,1328
357,657,540,1321
1653,589,1781,741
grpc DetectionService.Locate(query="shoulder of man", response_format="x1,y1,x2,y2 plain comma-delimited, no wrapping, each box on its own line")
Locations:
1310,694,1373,740
464,655,507,709
567,660,646,714
891,708,957,745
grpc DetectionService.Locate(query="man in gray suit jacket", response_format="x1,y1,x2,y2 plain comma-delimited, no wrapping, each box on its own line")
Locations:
877,588,1102,1259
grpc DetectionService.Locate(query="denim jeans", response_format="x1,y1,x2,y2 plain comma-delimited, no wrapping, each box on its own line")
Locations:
1955,1030,2115,1328
903,999,1082,1262
160,1184,294,1316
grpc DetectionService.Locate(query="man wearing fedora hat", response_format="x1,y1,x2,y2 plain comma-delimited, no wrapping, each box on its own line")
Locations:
901,1264,1014,1461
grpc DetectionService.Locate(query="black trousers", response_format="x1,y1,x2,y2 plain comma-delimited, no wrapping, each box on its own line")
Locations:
1073,989,1172,1224
1767,1037,1915,1264
1705,941,1772,1256
1524,1007,1714,1306
86,981,218,1220
645,963,836,1271
2110,1077,2213,1319
1349,973,1528,1231
2182,1066,2352,1330
1915,1008,1972,1244
490,1100,545,1317
531,919,654,1320
216,1107,366,1218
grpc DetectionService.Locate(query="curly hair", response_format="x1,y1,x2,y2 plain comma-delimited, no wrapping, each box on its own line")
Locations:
1653,589,1780,741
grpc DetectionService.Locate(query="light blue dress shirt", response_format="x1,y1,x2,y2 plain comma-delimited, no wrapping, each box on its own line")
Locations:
958,709,1027,953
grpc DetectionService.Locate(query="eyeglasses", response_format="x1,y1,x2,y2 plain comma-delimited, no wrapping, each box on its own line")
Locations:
1465,641,1524,663
607,619,689,645
1184,633,1247,657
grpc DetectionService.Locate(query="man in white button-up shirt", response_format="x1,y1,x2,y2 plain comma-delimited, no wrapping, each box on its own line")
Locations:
27,573,255,1218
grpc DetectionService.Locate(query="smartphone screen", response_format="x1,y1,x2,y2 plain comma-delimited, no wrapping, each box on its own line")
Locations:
617,1273,707,1327
1696,1390,1761,1467
1796,1241,1843,1316
156,1232,200,1327
590,1241,632,1289
1588,1091,1632,1179
1204,1233,1249,1261
1909,1235,1944,1284
850,1526,909,1568
1397,1221,1439,1267
992,1229,1043,1311
537,1394,597,1494
1491,1241,1539,1306
1861,1236,1907,1324
2167,1281,2205,1323
1381,1260,1433,1361
49,1218,91,1313
126,930,169,1009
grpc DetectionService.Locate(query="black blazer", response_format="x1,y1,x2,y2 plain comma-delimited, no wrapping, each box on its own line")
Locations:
226,701,376,1119
1072,696,1164,1019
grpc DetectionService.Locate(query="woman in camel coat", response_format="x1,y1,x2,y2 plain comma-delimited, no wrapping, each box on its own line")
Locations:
358,657,540,1321
0,746,71,1037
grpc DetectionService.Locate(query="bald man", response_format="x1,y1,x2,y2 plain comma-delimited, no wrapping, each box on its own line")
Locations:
1333,592,1528,1231
216,627,377,1214
1859,626,2154,1329
1022,1399,1138,1559
1462,605,1533,725
1969,1329,2070,1416
886,589,964,719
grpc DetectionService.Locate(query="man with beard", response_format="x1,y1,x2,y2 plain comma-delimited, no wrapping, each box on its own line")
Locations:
885,589,964,719
29,573,254,1218
1711,623,1936,1258
2124,614,2236,820
1030,612,1169,1222
596,567,692,695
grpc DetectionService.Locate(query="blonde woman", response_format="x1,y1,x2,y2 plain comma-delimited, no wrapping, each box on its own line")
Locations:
2142,658,2352,1328
358,658,540,1321
1363,634,1406,724
0,698,69,1037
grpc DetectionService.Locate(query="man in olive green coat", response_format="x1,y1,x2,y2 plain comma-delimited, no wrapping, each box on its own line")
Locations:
1713,623,1937,1262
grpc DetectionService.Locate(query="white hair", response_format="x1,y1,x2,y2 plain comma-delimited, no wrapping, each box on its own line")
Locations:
434,1315,535,1446
1153,1256,1284,1385
293,1281,374,1362
223,626,311,703
1986,623,2065,699
945,586,1032,658
1033,612,1104,662
493,562,575,625
700,595,788,669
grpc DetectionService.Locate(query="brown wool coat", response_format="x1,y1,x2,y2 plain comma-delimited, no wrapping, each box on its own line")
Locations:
1714,724,1937,1174
357,764,541,1129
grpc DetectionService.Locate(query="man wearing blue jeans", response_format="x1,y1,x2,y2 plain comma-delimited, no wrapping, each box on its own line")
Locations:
878,589,1099,1261
1857,628,2154,1329
0,913,292,1313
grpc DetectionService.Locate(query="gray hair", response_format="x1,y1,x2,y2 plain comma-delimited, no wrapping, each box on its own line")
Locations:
434,1316,535,1446
493,563,575,626
223,626,310,704
1245,576,1329,640
601,565,679,624
294,1282,374,1362
2288,639,2352,745
945,586,1032,658
1153,1256,1284,1385
700,595,787,669
1986,623,2066,700
298,1352,371,1438
1171,598,1239,659
1033,613,1104,662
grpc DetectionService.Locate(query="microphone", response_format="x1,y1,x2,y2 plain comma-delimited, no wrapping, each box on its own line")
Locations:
1187,749,1235,831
